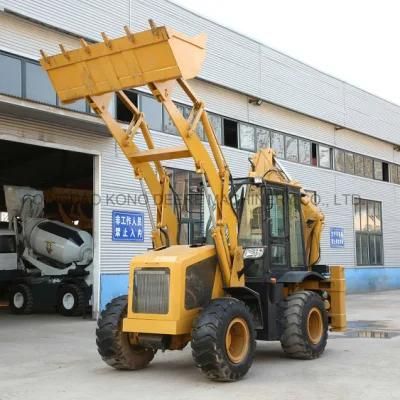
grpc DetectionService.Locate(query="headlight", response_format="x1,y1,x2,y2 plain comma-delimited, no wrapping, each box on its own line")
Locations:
243,247,265,259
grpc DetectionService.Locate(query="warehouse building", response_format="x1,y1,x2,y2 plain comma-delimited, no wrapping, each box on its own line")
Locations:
1,0,400,317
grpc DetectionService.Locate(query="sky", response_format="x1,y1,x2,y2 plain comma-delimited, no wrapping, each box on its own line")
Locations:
172,0,400,105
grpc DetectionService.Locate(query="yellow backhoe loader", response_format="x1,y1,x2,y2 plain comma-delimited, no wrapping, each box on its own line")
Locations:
40,20,346,381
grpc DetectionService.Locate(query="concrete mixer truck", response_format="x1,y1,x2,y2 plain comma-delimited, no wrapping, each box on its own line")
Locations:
0,185,93,316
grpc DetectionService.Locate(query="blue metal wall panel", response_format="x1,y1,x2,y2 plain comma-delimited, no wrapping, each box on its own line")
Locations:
345,267,400,293
100,274,129,310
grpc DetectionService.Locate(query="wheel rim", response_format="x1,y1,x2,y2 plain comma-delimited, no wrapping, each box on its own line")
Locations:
13,292,24,309
307,307,323,344
62,293,75,310
225,317,250,364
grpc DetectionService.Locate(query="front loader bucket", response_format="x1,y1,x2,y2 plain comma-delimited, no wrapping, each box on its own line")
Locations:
40,25,206,103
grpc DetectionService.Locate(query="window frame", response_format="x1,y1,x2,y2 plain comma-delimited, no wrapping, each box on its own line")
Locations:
0,51,23,97
239,122,256,151
222,117,239,148
284,134,299,163
0,50,91,113
318,144,332,169
353,197,384,266
165,167,204,245
270,130,285,158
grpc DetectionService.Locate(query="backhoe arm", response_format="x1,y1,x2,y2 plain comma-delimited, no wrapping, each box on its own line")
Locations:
249,148,325,268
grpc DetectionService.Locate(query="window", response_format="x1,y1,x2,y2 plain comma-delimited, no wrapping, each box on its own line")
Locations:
63,99,87,113
0,53,22,96
382,162,389,182
141,95,163,131
223,119,238,148
311,143,318,166
285,136,298,162
364,158,374,179
319,145,331,169
269,191,285,238
344,152,355,174
167,168,204,245
163,103,188,136
390,164,400,184
271,131,285,158
374,160,383,180
0,212,8,222
116,91,138,123
209,113,222,143
298,139,311,164
0,235,16,253
354,154,364,177
354,198,383,265
390,164,398,184
334,149,345,172
256,127,270,150
268,189,287,266
239,123,256,151
289,193,304,267
238,185,263,247
25,62,57,105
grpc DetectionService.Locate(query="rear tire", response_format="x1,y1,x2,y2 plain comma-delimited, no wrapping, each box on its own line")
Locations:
191,298,256,382
96,295,155,370
8,284,34,314
280,290,328,359
58,283,86,316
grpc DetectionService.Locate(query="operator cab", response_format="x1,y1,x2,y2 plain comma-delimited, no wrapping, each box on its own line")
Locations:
233,177,306,281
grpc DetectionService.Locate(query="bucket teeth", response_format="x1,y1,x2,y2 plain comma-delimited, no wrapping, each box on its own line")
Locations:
59,44,70,60
80,38,91,54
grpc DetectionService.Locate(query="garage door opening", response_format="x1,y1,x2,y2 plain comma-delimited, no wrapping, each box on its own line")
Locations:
0,140,95,316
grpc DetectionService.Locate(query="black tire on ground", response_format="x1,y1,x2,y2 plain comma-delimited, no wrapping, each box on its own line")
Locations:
96,295,156,370
57,283,86,316
280,290,328,360
191,297,256,382
8,283,34,314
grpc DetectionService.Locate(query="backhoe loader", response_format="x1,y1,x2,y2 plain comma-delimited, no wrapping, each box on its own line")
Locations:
40,20,346,381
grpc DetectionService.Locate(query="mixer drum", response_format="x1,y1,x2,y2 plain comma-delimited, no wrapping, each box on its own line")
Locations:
24,219,93,266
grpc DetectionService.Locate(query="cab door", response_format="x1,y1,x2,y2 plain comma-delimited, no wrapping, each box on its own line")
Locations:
266,185,306,275
266,186,289,273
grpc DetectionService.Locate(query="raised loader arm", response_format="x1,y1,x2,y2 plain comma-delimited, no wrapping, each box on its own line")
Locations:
40,21,242,287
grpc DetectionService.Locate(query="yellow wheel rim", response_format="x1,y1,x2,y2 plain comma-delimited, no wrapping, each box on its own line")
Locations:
225,317,250,364
307,307,323,344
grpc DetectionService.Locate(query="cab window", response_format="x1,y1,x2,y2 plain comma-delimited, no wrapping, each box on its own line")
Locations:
288,193,305,267
0,235,16,253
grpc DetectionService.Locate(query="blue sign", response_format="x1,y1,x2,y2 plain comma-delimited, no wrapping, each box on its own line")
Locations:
112,210,144,242
330,227,344,248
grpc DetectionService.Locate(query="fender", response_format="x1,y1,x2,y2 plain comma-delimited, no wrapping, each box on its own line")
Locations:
277,271,325,284
224,286,263,329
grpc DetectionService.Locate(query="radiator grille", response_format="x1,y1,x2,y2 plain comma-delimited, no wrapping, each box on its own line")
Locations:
133,268,170,314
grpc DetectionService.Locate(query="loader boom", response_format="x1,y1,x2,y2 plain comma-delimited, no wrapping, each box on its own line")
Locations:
40,21,242,286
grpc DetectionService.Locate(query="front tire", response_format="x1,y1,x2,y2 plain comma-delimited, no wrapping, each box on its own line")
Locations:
191,298,256,382
96,295,156,370
58,283,86,316
280,290,328,359
8,284,34,314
